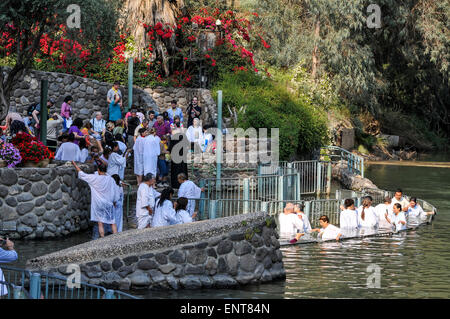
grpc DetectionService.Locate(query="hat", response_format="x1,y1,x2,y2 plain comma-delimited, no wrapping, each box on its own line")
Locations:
48,98,56,104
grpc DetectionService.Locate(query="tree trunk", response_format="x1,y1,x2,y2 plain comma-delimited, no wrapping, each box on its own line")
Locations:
311,16,320,80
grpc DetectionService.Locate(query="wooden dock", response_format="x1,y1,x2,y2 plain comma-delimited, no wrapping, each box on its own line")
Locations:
366,160,450,168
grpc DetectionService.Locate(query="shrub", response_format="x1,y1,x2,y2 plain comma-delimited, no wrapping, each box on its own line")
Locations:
213,71,329,160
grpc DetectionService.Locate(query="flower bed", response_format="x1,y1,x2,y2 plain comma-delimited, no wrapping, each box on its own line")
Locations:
11,133,54,165
0,140,21,168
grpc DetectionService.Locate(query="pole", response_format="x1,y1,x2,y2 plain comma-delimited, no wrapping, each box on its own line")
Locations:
29,273,41,299
216,90,223,193
39,79,48,145
127,58,134,113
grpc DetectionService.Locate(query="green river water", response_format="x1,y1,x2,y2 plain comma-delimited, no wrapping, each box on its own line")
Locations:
11,156,450,299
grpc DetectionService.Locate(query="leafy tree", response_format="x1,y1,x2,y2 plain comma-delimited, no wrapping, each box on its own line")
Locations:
0,0,120,121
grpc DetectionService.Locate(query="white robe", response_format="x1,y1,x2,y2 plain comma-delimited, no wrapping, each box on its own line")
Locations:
143,135,160,177
297,212,312,233
319,224,342,241
79,148,89,163
357,206,378,228
178,180,202,216
175,209,193,224
78,171,119,224
375,203,394,229
151,199,178,228
136,183,156,229
117,141,127,155
107,152,126,180
0,249,18,296
340,209,359,229
392,212,407,231
113,184,124,232
186,126,204,144
278,213,303,239
407,205,426,220
133,136,145,176
55,142,81,162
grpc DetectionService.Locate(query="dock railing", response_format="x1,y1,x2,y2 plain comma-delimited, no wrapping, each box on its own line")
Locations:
0,266,140,299
321,145,365,178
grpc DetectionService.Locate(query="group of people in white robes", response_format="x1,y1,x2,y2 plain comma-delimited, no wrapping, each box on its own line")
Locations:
133,128,161,185
135,173,201,230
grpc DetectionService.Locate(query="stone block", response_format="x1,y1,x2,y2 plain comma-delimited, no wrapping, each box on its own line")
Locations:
180,276,202,289
137,259,158,270
240,255,257,273
155,253,168,265
1,169,18,186
187,249,207,265
168,250,186,264
234,241,252,256
217,240,233,255
20,213,38,227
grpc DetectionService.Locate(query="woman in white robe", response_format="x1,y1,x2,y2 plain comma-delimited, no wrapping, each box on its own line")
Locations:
311,215,343,241
294,204,312,233
174,197,195,224
133,129,147,184
357,196,378,229
151,188,178,228
72,161,119,238
107,142,128,180
407,197,435,225
111,174,124,233
177,173,202,217
136,174,157,229
387,203,407,232
143,129,160,177
55,140,81,162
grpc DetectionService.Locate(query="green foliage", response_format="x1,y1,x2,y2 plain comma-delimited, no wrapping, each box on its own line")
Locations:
213,71,329,160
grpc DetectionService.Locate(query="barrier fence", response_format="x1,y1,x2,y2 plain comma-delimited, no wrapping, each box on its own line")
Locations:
0,266,140,300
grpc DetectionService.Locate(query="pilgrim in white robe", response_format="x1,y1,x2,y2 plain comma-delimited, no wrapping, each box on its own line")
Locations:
278,213,304,239
178,180,202,217
407,205,427,225
79,148,89,163
117,140,127,155
107,152,127,180
175,209,193,224
143,135,160,177
297,212,312,233
113,184,124,232
319,224,342,241
136,183,156,229
391,212,407,231
186,125,204,150
151,199,178,228
78,171,119,224
55,142,81,162
375,203,394,230
357,206,379,228
340,209,359,229
133,135,145,176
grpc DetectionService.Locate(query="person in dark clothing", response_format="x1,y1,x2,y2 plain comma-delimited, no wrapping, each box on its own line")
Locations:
127,109,141,149
169,132,189,189
186,96,202,128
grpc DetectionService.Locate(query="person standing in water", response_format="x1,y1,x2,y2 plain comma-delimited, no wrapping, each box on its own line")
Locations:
72,161,119,238
358,196,378,229
278,203,305,244
375,196,394,230
339,198,360,230
311,215,343,241
386,203,407,232
407,197,435,224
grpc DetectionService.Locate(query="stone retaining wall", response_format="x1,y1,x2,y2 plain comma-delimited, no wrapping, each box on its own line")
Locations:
0,165,94,239
26,212,285,291
332,160,378,191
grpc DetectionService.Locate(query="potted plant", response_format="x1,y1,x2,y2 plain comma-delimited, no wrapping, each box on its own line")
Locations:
0,140,22,168
11,132,54,167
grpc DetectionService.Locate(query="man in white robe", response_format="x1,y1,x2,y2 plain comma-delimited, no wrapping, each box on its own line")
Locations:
133,128,147,184
177,173,203,217
279,203,305,244
73,161,119,238
107,142,128,180
143,130,160,177
339,199,359,231
375,197,394,230
136,174,157,229
55,135,81,162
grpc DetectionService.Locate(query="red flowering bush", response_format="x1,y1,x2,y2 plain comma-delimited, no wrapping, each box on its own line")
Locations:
11,133,54,164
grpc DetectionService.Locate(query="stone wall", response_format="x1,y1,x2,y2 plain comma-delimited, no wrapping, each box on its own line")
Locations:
0,165,94,239
332,160,378,191
4,68,218,126
27,212,285,291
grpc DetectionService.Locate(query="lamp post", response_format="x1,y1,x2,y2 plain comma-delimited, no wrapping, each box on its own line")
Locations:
126,55,133,114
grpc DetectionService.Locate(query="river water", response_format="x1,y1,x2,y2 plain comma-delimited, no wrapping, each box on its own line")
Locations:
10,157,450,299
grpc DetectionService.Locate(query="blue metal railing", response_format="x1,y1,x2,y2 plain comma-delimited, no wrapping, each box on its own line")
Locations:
0,266,141,299
321,145,365,178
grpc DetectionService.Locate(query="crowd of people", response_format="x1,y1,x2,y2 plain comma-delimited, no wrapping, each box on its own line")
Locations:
1,81,211,239
279,189,435,244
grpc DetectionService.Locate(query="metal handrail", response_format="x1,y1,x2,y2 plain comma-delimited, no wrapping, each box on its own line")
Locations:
321,145,365,177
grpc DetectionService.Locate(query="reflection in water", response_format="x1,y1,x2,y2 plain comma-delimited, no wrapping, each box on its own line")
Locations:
8,163,450,299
